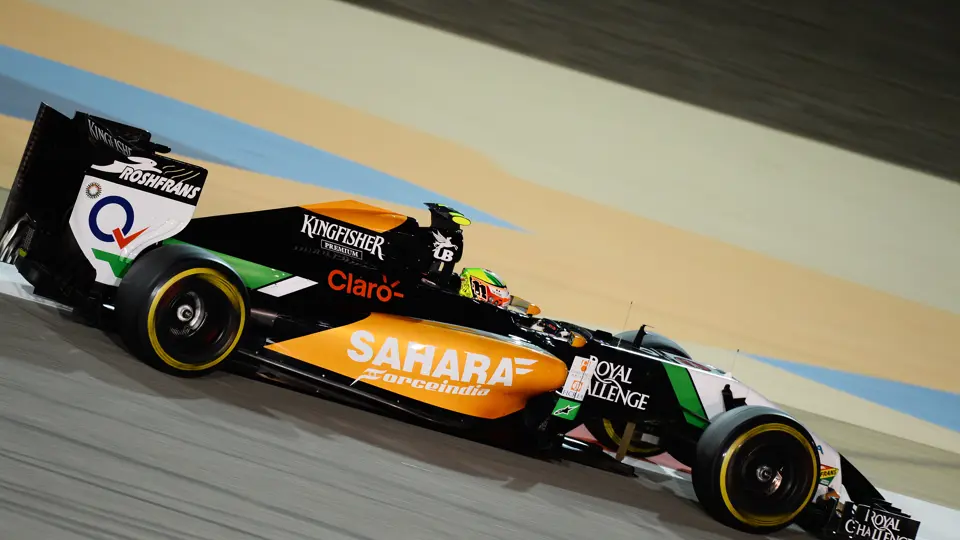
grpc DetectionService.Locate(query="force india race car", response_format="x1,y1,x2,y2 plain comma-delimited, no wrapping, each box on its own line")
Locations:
0,103,922,539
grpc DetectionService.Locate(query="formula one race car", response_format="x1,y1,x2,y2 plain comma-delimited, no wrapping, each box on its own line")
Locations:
0,103,921,539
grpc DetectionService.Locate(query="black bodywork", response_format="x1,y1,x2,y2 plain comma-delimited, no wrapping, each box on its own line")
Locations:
0,104,921,539
171,194,706,437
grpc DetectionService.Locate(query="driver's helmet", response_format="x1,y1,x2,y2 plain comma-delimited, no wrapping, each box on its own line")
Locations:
458,267,511,307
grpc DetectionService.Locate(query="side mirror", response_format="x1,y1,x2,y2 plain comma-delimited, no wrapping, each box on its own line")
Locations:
509,295,541,316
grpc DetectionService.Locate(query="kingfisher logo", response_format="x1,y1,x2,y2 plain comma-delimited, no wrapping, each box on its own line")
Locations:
88,195,148,250
87,119,132,157
301,214,385,261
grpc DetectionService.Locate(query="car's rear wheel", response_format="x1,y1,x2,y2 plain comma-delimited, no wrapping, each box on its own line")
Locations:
115,244,248,377
692,405,819,535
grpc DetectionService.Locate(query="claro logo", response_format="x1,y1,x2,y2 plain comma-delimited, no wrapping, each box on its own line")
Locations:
328,269,404,302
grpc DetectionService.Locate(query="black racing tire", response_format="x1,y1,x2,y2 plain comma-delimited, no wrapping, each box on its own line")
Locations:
115,243,249,378
691,405,820,535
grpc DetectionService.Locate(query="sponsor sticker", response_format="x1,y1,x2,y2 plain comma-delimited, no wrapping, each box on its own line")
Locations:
346,329,537,388
85,182,102,199
301,214,385,261
558,355,597,401
293,244,362,267
588,359,651,410
88,194,148,250
264,313,568,419
90,158,203,202
551,397,582,420
840,505,920,540
352,367,491,396
431,230,458,262
819,465,838,486
70,175,199,286
327,269,404,302
87,119,132,157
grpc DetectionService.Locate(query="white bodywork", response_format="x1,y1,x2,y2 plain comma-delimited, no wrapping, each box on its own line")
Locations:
676,355,848,503
644,351,850,502
68,157,204,286
586,342,850,504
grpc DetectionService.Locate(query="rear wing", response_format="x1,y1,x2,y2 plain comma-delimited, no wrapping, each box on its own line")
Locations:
2,104,174,232
1,103,208,298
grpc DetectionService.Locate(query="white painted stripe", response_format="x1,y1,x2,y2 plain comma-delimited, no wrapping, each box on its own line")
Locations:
256,276,317,297
0,262,71,311
879,489,960,540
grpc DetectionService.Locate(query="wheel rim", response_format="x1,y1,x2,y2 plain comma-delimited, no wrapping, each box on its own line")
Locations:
602,418,662,456
719,423,818,528
148,269,245,371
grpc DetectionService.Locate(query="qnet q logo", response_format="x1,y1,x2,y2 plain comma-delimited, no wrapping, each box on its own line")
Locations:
87,194,148,250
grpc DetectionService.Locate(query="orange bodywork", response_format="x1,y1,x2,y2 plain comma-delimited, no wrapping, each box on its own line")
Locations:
300,200,410,233
265,313,569,419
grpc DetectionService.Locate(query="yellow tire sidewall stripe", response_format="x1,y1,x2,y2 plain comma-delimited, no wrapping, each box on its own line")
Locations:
718,422,818,528
146,267,246,371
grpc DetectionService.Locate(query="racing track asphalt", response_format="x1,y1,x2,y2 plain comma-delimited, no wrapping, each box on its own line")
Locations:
2,291,960,540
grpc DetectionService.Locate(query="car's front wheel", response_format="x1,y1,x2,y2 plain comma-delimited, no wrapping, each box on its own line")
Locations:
691,405,820,535
115,244,248,377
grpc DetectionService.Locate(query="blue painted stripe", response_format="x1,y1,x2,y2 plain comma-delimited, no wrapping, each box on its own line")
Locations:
0,45,522,232
0,73,237,169
747,353,960,432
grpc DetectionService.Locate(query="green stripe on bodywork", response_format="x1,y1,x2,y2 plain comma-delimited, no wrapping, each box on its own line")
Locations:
92,249,133,278
662,363,710,429
163,239,291,289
